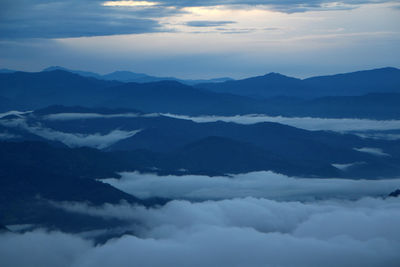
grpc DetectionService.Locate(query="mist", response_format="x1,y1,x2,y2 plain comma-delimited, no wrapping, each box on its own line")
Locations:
101,171,400,201
163,114,400,132
0,118,141,149
43,112,159,121
3,196,400,267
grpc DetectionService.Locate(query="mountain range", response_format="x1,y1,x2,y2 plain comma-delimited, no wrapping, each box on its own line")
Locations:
197,67,400,98
42,66,233,85
1,67,400,118
1,66,400,234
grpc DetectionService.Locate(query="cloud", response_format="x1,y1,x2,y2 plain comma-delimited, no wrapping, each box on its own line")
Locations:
0,230,92,267
0,132,20,139
185,20,236,27
100,171,400,201
354,147,390,157
0,0,173,39
331,162,364,170
4,196,400,267
0,111,31,119
355,132,400,141
162,113,400,133
0,0,394,39
0,117,141,149
33,128,142,149
43,112,159,121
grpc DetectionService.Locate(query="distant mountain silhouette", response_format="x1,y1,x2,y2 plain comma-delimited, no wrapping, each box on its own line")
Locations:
43,66,103,79
0,68,15,73
43,66,233,85
197,67,400,98
258,93,400,119
2,68,400,118
0,70,121,110
303,67,400,96
101,80,261,115
197,72,308,98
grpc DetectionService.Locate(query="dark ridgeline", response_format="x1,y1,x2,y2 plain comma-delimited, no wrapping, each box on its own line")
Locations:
197,67,400,98
1,67,400,119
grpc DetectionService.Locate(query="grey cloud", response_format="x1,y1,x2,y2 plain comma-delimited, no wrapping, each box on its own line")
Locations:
101,171,400,200
156,0,391,13
0,0,394,39
185,20,236,27
0,0,173,39
6,196,399,267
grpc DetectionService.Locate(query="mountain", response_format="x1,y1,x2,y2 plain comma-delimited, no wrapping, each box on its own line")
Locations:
101,80,262,115
256,93,400,119
43,66,103,79
0,70,121,110
0,70,252,114
389,189,400,197
303,67,400,96
197,72,308,98
43,66,233,85
157,136,339,177
0,140,151,232
2,69,400,119
197,67,400,99
0,69,15,73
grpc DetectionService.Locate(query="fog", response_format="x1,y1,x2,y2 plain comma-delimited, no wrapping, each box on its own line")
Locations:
2,196,400,267
163,114,400,132
43,112,159,121
0,118,141,149
101,171,400,201
354,147,391,157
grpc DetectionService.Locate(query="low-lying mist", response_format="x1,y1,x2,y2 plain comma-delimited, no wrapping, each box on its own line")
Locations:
2,196,400,267
101,171,400,201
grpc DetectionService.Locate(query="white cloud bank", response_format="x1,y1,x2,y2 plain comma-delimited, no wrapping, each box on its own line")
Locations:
2,196,400,267
101,171,400,201
163,113,400,133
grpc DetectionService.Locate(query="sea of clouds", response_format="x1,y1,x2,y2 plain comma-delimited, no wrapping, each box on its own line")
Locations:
2,171,400,267
2,195,400,267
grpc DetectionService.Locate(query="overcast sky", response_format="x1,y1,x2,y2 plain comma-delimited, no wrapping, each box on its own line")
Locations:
0,0,399,78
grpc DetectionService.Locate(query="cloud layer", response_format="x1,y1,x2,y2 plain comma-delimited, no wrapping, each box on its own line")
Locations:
0,0,395,39
3,196,400,267
101,171,400,200
163,113,400,133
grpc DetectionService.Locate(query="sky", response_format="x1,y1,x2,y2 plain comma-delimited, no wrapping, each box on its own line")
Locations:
0,0,399,78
